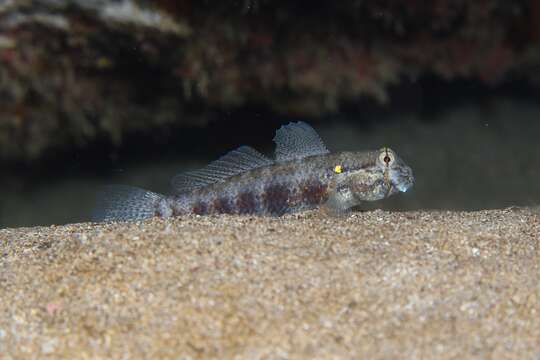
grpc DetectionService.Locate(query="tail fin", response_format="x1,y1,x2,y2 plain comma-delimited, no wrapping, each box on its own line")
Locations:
92,185,163,222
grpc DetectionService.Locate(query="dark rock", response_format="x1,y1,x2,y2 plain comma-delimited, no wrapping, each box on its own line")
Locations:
0,0,538,161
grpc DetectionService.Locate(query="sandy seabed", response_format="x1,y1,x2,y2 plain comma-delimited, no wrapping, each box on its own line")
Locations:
1,208,540,359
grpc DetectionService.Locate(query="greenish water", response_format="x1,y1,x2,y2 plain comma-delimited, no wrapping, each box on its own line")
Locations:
1,98,539,228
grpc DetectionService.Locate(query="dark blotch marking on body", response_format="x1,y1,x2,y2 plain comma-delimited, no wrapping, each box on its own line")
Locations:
192,201,209,215
236,191,257,214
301,179,328,205
171,205,182,217
263,184,290,216
212,197,234,214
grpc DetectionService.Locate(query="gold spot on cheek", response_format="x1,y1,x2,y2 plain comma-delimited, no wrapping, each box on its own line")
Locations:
334,165,342,174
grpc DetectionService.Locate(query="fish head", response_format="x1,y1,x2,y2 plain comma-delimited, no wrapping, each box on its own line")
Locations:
322,148,414,213
376,147,414,196
333,148,414,202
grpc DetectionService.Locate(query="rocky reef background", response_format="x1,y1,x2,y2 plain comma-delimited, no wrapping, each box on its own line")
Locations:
1,0,540,227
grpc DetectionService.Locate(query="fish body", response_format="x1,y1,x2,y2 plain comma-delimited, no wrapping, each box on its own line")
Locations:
93,122,414,221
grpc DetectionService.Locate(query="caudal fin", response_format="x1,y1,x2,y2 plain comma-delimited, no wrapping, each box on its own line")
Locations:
92,185,163,222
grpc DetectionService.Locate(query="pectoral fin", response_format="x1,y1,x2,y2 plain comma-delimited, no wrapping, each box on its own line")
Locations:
321,186,359,216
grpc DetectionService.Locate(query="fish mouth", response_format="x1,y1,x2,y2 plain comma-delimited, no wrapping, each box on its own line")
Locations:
396,173,414,193
388,170,414,194
397,182,412,193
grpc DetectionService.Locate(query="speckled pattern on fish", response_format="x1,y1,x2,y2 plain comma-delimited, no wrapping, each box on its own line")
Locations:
93,122,414,221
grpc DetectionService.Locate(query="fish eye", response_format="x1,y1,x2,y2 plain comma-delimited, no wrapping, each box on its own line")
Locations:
379,148,395,166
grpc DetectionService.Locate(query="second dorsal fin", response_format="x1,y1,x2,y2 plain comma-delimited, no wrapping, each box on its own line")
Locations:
171,146,273,193
273,121,329,162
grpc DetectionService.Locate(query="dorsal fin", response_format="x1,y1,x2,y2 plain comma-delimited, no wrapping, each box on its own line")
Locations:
273,121,329,162
171,145,273,193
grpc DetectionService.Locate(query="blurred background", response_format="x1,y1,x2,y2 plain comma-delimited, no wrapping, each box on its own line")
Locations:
1,0,539,228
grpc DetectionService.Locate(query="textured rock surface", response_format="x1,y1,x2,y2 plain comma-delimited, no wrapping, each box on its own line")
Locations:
0,0,539,160
1,208,540,358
